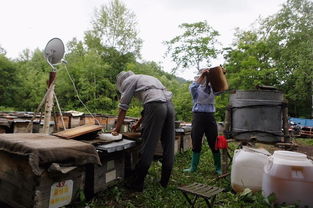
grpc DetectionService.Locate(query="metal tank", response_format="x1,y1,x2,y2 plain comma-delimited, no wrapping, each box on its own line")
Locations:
227,88,287,143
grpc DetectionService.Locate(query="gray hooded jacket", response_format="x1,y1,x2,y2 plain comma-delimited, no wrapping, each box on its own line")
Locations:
116,71,172,110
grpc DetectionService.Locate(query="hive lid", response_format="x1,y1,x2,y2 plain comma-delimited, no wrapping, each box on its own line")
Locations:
272,150,313,166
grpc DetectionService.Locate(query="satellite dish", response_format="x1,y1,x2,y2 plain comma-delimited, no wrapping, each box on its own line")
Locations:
44,38,65,65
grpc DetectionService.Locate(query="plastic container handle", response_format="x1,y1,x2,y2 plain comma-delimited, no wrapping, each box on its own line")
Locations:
264,156,273,173
233,149,240,160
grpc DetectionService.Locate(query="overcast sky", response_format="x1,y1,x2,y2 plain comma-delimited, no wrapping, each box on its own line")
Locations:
0,0,286,80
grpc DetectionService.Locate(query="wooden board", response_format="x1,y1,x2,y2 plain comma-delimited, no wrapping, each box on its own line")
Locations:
122,132,141,140
54,124,104,139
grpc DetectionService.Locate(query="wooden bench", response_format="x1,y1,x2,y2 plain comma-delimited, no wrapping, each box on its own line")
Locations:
178,183,223,208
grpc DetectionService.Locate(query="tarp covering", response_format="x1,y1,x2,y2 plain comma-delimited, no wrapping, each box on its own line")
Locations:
289,117,313,127
0,133,101,175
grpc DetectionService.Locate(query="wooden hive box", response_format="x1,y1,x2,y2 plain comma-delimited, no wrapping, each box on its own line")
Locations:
207,66,228,93
0,133,101,208
0,127,6,134
181,133,192,152
106,116,117,131
154,135,181,156
80,114,107,129
93,151,125,194
0,151,85,208
175,126,192,152
54,113,70,131
0,119,11,134
12,119,44,134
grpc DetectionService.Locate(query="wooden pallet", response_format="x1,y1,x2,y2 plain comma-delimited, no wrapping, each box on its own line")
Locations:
178,183,223,208
54,124,103,139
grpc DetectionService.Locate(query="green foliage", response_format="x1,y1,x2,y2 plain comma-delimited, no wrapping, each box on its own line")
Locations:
12,49,49,111
164,21,220,72
171,82,193,122
224,0,313,118
87,0,143,58
295,138,313,146
0,54,19,107
224,31,280,90
0,106,15,112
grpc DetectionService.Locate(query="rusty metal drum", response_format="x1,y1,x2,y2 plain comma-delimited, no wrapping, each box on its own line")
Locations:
229,89,285,143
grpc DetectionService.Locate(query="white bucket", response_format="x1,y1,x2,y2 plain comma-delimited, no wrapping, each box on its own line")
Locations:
262,150,313,207
231,146,270,192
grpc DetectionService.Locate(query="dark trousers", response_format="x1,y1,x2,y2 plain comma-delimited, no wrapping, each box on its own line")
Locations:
134,101,175,187
191,112,218,153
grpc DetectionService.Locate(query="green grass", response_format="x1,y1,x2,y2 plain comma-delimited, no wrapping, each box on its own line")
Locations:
69,142,311,208
295,138,313,146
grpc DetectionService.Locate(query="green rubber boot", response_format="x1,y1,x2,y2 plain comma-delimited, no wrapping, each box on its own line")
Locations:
183,152,200,173
213,151,222,175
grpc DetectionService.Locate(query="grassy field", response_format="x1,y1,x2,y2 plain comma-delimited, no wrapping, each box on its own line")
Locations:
69,139,312,208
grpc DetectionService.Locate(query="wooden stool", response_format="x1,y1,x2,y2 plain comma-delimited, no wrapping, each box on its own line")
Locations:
178,183,223,208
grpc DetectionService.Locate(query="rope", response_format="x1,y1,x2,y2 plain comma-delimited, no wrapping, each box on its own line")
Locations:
64,65,101,125
54,94,66,130
26,79,57,132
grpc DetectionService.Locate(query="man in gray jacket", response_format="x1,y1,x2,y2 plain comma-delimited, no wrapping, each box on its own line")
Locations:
112,71,175,192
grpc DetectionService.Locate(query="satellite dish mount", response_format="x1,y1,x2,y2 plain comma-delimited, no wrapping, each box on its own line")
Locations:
44,38,65,71
42,38,65,133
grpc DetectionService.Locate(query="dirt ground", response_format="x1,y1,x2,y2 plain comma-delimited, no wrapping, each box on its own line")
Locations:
251,140,313,160
296,145,313,158
231,140,313,160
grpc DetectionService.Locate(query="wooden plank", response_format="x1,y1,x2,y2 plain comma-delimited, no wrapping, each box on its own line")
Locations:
122,132,141,140
54,124,104,139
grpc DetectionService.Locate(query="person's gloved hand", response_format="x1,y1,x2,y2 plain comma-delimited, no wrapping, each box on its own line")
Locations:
111,128,120,136
131,122,140,132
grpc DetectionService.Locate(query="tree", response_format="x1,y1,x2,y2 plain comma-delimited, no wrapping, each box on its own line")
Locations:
0,54,19,107
224,30,280,90
55,39,118,113
0,45,6,55
87,0,142,58
224,0,313,117
164,21,220,73
14,49,50,111
263,0,313,117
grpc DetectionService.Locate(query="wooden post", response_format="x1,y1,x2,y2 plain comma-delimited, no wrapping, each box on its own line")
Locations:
43,72,56,134
282,100,289,143
223,106,231,139
222,106,231,174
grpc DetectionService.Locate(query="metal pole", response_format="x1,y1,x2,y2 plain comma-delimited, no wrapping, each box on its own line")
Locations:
43,72,56,134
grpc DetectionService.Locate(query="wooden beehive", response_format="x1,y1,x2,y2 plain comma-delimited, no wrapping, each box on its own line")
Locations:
208,66,228,93
154,136,181,156
181,133,192,152
93,151,125,194
0,151,85,208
